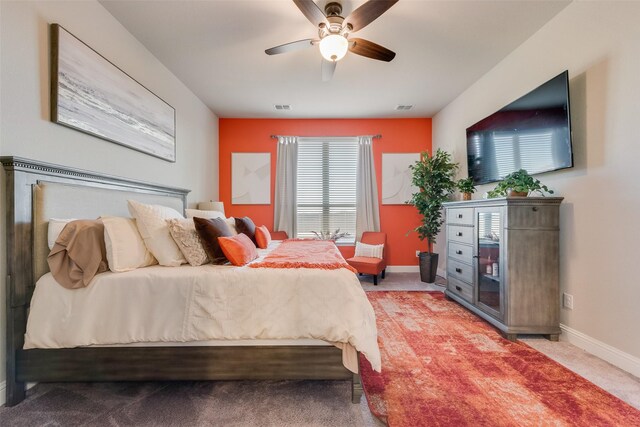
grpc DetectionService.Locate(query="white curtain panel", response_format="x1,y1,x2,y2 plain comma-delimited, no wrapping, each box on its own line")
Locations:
356,136,380,240
273,136,298,237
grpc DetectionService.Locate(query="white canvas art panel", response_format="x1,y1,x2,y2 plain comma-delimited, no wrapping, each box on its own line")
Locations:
382,153,420,205
52,25,176,162
232,153,271,204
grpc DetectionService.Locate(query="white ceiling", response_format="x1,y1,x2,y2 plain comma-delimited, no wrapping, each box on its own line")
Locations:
100,0,571,118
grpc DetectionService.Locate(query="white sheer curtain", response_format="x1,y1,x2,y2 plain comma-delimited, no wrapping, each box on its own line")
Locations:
355,136,380,240
273,136,298,237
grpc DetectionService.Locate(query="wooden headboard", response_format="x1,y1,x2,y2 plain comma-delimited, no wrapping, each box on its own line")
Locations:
1,156,190,400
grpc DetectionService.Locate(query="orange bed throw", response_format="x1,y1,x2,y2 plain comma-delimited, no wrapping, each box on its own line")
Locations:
249,239,357,274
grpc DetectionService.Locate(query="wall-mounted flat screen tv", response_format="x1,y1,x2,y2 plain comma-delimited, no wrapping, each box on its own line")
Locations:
466,71,573,185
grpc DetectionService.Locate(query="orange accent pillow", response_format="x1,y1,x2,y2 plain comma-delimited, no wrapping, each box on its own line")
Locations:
217,233,258,266
255,225,272,249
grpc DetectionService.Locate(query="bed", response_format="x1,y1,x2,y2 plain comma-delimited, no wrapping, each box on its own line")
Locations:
1,156,378,406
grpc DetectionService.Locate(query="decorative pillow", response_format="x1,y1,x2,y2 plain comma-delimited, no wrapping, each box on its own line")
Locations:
127,200,186,267
185,209,225,220
354,242,384,259
102,216,157,272
167,218,209,267
255,225,272,249
218,234,258,266
193,217,234,264
226,217,238,235
48,219,108,289
235,216,257,244
48,218,77,250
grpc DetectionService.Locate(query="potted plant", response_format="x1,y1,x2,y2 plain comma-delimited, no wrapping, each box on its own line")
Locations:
487,169,554,198
457,177,476,200
408,149,458,283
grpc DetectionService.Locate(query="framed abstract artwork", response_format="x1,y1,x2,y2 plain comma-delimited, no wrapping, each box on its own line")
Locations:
232,153,271,205
50,24,176,162
381,153,420,205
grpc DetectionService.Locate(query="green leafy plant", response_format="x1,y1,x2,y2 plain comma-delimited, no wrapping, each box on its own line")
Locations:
487,169,554,198
457,177,476,194
408,149,459,249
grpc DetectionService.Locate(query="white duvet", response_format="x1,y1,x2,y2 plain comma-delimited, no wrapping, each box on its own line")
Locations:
25,243,381,372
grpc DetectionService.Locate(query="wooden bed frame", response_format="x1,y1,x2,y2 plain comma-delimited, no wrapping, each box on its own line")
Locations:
2,156,362,406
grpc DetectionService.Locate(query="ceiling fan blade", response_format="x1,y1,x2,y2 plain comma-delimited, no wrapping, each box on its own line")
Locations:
265,39,316,55
344,0,399,33
293,0,329,28
349,38,396,62
321,59,336,82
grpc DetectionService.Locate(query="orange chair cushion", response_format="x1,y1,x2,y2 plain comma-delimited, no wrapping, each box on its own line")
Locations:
346,256,386,275
255,225,271,249
217,234,258,266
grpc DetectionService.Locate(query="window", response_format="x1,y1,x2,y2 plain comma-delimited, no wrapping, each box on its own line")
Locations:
296,138,358,244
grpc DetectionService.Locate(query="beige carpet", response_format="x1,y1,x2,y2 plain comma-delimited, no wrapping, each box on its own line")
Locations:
0,272,637,426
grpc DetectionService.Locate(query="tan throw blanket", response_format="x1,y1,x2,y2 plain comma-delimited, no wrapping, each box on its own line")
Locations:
47,219,108,289
248,239,357,274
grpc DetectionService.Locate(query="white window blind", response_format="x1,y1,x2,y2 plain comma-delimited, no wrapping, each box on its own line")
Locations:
296,138,358,244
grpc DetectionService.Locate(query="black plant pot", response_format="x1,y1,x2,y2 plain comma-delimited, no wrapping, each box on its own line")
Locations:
419,252,439,283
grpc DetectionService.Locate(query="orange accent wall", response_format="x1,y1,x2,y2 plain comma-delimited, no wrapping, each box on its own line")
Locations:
219,118,432,266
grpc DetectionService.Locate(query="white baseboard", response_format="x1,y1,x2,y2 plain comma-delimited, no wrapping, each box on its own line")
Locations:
560,323,640,379
386,265,419,273
385,266,447,276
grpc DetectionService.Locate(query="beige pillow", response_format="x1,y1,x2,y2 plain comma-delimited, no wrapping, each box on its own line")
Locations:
127,200,186,267
48,218,77,250
102,217,157,272
185,209,225,220
225,217,238,235
354,242,384,259
167,218,209,266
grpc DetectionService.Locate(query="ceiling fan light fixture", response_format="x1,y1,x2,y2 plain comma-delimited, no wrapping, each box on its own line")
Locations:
319,34,348,62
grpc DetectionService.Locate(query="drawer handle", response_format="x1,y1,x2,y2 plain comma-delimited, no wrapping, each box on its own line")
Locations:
455,250,463,255
458,214,463,218
455,286,462,291
456,232,463,237
455,267,462,273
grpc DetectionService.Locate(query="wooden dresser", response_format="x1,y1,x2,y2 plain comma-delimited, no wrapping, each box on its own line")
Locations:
443,197,563,340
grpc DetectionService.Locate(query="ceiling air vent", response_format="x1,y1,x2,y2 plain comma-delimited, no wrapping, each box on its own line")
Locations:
274,104,292,111
395,105,413,111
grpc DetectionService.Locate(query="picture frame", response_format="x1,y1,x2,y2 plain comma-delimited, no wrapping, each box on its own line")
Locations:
381,153,420,205
231,153,271,205
50,24,176,162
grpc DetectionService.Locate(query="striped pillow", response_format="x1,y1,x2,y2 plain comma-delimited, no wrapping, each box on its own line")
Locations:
354,242,384,259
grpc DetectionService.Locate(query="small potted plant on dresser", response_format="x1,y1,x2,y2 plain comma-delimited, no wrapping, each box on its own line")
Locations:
487,169,554,198
457,177,476,200
408,149,458,283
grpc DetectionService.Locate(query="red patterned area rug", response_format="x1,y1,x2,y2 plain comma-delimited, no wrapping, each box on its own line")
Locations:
360,291,640,427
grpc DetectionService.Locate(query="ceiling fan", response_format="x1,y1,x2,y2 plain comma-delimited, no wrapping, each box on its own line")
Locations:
265,0,398,81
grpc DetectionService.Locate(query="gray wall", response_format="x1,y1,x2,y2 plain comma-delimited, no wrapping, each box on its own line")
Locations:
0,0,219,400
433,2,640,374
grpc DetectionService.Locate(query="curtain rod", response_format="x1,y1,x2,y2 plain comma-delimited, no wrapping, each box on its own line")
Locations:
270,134,382,139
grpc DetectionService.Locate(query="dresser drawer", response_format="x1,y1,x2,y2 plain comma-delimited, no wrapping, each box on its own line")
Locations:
448,242,473,264
447,258,474,284
507,205,559,229
447,276,473,303
448,208,474,226
447,225,474,245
